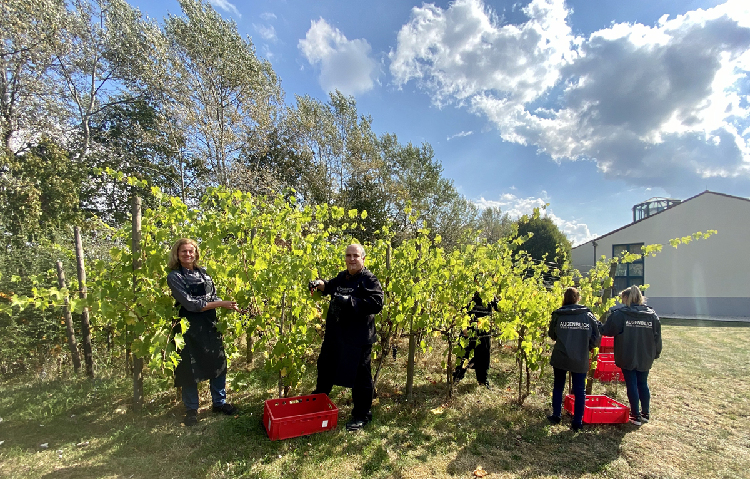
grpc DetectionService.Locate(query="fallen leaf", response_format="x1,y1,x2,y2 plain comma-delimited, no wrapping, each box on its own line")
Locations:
40,443,49,449
430,407,444,415
76,441,89,447
473,465,489,477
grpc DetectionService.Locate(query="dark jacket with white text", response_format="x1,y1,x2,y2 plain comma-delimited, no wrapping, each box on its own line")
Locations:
548,304,602,374
601,304,662,371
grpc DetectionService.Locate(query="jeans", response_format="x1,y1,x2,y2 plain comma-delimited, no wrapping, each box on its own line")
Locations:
182,373,227,411
621,368,650,417
552,367,587,426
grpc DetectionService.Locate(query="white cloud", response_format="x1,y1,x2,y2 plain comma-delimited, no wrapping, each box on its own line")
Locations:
447,130,474,140
390,0,575,106
298,18,379,96
391,0,750,192
474,192,549,218
254,23,277,42
474,192,595,246
547,213,597,247
208,0,240,17
260,12,277,21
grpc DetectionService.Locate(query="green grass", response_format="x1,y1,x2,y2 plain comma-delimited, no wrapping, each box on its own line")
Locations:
1,321,749,478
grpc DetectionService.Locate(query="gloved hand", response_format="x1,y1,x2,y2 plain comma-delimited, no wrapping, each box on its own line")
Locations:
308,280,322,294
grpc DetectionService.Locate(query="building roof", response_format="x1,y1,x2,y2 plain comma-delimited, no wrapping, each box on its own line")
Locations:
573,190,750,249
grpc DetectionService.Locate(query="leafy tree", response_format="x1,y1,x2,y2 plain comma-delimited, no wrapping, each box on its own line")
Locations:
380,136,471,244
514,215,572,263
87,97,188,223
341,175,388,244
0,141,85,243
163,0,282,189
53,0,166,159
0,0,67,151
476,206,514,244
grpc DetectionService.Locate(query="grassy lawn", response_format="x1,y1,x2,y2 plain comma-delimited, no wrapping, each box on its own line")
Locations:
1,320,749,479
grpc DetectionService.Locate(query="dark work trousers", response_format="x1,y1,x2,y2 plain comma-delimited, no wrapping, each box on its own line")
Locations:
552,367,586,426
453,333,491,384
314,343,374,421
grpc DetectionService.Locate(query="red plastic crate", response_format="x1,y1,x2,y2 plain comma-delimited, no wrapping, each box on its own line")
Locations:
600,336,614,353
564,394,630,424
263,393,338,441
594,369,624,382
594,354,624,382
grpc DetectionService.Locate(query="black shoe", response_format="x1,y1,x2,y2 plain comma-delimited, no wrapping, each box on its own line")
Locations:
212,402,237,415
547,415,561,425
184,409,198,426
570,422,583,432
479,381,492,390
346,415,371,432
641,412,650,423
629,415,642,426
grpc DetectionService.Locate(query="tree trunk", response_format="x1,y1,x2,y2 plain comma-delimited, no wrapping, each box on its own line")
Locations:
74,226,94,378
132,196,144,410
446,336,454,399
56,260,81,373
516,324,526,405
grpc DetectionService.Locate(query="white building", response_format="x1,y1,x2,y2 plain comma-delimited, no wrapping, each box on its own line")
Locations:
571,191,750,320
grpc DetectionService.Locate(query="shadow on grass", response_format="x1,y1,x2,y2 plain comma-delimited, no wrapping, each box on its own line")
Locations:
1,358,629,479
446,404,629,477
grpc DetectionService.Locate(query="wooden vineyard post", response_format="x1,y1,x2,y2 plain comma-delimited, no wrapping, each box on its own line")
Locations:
74,226,95,378
132,196,144,409
56,260,81,373
405,244,420,404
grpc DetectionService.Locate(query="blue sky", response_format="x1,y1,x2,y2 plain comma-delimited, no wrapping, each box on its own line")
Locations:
127,0,750,245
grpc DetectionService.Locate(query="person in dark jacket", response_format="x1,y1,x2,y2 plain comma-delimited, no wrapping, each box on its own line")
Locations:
601,285,662,426
167,238,240,426
309,244,384,431
453,289,497,389
547,287,601,431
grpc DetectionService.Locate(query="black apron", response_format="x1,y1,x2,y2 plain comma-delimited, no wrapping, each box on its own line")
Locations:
173,273,227,387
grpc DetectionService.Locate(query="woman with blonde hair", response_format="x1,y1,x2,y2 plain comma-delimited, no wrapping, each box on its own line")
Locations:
167,238,240,426
601,285,662,426
547,287,601,431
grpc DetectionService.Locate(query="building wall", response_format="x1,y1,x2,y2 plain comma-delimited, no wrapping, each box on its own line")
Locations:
571,192,750,320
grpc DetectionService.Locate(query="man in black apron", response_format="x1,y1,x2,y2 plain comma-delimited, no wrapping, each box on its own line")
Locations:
309,244,383,431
